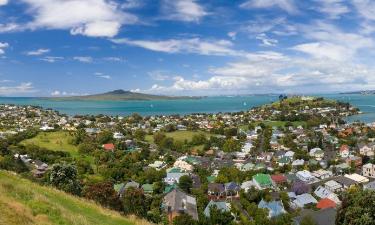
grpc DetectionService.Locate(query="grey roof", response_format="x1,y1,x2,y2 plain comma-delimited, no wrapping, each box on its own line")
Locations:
294,208,337,225
333,176,357,187
163,189,199,221
364,181,375,190
204,200,230,217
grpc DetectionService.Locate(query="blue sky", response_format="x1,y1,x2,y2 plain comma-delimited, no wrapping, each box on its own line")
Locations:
0,0,375,96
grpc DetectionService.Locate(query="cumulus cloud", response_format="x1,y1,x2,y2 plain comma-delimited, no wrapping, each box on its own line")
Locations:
240,0,298,14
161,0,208,22
111,38,242,56
20,0,138,37
73,56,93,63
26,48,50,56
40,56,63,63
314,0,349,19
353,0,375,21
0,42,9,55
0,0,8,6
293,21,374,61
0,82,36,95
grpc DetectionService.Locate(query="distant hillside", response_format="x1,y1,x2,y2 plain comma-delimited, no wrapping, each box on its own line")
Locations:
50,90,201,101
0,170,150,225
340,90,375,95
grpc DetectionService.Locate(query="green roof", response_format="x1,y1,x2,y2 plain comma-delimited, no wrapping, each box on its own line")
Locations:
164,183,177,194
253,174,272,187
207,176,216,183
167,167,182,173
113,183,124,193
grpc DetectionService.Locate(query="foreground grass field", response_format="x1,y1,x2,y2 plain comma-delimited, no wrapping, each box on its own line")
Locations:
20,131,78,156
0,170,150,225
145,130,213,144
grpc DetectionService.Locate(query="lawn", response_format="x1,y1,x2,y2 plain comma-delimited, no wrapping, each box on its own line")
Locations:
0,170,150,225
145,130,213,144
21,131,78,156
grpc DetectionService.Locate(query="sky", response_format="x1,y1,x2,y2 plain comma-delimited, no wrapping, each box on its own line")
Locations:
1,0,375,96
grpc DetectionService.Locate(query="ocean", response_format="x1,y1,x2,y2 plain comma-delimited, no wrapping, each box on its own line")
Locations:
0,94,375,123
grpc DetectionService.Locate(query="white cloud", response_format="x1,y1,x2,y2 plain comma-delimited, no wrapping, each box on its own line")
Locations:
111,38,242,56
40,56,63,63
148,70,170,81
0,0,8,6
103,56,125,62
294,21,374,61
0,82,36,95
161,0,208,22
0,42,9,55
26,48,50,56
240,0,298,14
20,0,138,37
50,90,80,96
95,72,111,79
73,56,93,63
314,0,349,19
0,23,21,33
353,0,375,21
227,32,237,40
255,33,278,46
121,0,143,9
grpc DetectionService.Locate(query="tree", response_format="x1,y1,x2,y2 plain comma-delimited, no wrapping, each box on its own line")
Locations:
122,187,148,217
153,132,166,145
300,215,317,225
179,175,193,193
222,138,241,152
49,163,82,195
83,181,122,210
97,130,114,144
134,129,146,141
78,142,96,154
336,188,375,225
209,205,234,225
191,133,207,145
173,214,196,225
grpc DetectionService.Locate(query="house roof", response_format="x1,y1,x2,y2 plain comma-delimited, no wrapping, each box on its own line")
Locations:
253,174,272,186
204,200,230,217
294,208,337,225
103,143,115,151
317,198,336,209
271,174,287,183
141,184,154,192
163,189,199,220
258,199,286,218
208,183,225,192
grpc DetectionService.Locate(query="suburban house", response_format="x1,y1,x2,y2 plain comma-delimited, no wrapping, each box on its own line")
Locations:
296,170,316,183
293,208,337,225
339,145,350,158
345,156,362,167
362,163,375,178
203,200,231,218
309,148,324,160
208,183,226,199
102,143,115,152
344,173,369,184
164,169,188,185
258,199,286,218
163,189,199,222
358,143,375,157
292,193,317,208
252,174,273,190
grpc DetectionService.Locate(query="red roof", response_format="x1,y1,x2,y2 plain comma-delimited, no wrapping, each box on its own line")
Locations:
340,144,349,152
316,198,336,209
103,143,115,151
271,174,286,183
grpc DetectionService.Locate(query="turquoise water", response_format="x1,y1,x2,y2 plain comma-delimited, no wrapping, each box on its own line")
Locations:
0,94,374,123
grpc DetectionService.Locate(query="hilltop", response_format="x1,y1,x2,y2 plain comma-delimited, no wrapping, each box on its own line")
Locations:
0,170,150,225
49,89,201,101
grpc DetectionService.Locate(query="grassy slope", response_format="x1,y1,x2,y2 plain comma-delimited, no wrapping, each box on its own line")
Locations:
20,131,78,156
0,170,150,225
145,130,213,144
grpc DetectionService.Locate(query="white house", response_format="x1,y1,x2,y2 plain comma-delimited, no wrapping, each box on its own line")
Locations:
296,170,316,183
309,148,324,160
363,163,375,178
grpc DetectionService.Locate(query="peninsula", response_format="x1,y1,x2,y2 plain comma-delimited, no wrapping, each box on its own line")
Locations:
48,89,202,101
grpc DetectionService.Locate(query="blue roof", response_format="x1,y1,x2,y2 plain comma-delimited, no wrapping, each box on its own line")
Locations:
258,200,286,218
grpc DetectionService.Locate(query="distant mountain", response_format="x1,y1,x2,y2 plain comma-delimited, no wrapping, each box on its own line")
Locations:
49,89,202,101
340,90,375,95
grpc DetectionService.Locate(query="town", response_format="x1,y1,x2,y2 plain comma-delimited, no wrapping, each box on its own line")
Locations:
0,96,374,225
